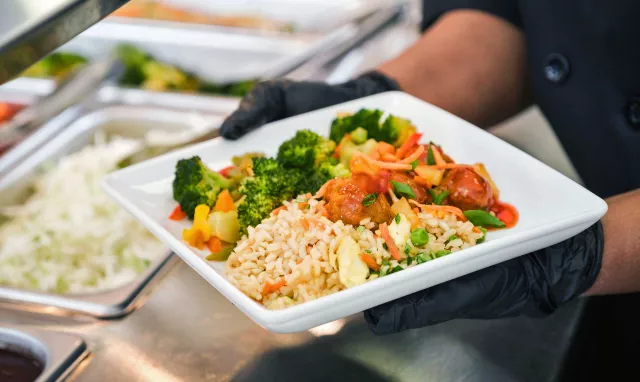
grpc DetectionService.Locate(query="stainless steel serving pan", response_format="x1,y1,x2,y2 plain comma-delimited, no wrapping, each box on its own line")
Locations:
0,97,237,318
0,326,88,382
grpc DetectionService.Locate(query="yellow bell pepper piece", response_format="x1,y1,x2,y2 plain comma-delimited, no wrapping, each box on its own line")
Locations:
182,204,211,249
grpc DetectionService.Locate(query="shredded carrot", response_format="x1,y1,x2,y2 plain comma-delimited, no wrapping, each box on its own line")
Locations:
169,205,186,221
298,202,308,210
350,154,380,176
262,279,286,295
400,145,425,164
396,133,423,159
422,163,473,170
409,200,467,220
272,206,286,216
360,253,380,271
472,227,482,233
207,237,222,253
313,180,333,199
381,153,400,162
431,145,447,166
213,189,235,212
379,223,402,260
357,151,412,171
300,218,310,230
413,175,432,188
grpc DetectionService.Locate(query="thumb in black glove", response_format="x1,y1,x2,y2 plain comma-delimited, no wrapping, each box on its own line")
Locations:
220,71,399,140
364,222,604,334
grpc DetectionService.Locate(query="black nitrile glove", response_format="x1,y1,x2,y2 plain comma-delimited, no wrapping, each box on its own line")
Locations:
365,222,605,334
220,71,400,140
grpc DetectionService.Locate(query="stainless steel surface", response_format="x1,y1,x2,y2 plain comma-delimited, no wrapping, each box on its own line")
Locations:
0,0,129,84
0,57,123,151
105,0,391,34
0,101,235,318
0,326,88,382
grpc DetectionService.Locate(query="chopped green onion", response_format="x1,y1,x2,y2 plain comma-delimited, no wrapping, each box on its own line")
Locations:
463,210,506,228
477,227,488,243
391,181,416,199
406,256,414,265
417,252,431,264
410,228,429,247
434,250,451,258
428,189,450,205
362,193,378,206
357,225,366,233
394,213,401,224
427,144,436,165
411,160,419,170
382,258,390,266
365,249,372,254
391,265,403,274
380,266,389,277
382,243,388,250
446,234,459,244
404,244,411,255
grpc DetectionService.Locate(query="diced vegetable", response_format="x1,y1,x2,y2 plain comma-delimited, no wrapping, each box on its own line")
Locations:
390,198,420,228
434,250,451,258
380,223,402,261
206,242,235,261
359,253,380,271
207,236,222,253
428,189,450,205
410,228,429,247
391,180,416,199
213,189,235,212
362,193,378,206
350,127,368,144
477,227,488,243
169,205,186,221
208,210,241,243
463,210,506,228
387,214,411,252
337,236,369,288
414,165,444,186
182,204,211,248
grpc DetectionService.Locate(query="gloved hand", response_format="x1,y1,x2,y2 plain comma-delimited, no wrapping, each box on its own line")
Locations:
364,222,604,334
220,71,399,139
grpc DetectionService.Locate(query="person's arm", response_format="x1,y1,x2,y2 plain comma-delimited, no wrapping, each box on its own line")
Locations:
587,189,640,295
378,10,531,128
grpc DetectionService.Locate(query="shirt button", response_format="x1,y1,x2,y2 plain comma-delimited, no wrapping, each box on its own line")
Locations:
543,53,570,84
626,99,640,128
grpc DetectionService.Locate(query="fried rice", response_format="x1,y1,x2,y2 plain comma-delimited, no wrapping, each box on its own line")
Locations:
226,195,484,310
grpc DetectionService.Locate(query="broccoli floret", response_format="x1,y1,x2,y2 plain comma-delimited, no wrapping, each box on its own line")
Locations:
318,161,351,180
329,109,416,147
381,115,417,147
277,130,336,169
329,109,384,143
237,158,300,232
173,156,234,219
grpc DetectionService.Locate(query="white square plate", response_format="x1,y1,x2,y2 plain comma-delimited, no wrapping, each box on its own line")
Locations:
103,92,607,333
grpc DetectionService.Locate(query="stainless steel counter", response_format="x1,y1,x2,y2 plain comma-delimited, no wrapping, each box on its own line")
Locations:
0,5,588,381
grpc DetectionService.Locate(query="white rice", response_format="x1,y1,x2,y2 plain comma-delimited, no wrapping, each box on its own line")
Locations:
226,196,484,310
0,139,166,294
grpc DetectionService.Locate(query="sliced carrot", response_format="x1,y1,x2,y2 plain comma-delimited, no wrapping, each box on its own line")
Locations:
218,166,235,178
169,205,187,221
400,145,425,164
262,279,286,295
350,154,380,176
360,253,380,271
379,223,402,261
430,145,447,166
409,200,467,220
396,133,423,159
213,189,235,212
207,236,222,253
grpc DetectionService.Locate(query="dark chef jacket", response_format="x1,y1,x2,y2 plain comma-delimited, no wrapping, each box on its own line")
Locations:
421,0,640,198
420,1,640,380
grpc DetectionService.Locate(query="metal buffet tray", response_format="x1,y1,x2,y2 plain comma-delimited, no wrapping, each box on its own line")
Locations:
105,0,392,35
0,97,237,318
0,326,88,382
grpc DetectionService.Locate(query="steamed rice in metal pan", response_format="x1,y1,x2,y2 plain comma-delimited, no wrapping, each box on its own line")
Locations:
173,109,519,309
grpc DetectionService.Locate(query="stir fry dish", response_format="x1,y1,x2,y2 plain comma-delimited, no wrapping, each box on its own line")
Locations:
112,0,295,32
171,109,518,309
21,46,257,97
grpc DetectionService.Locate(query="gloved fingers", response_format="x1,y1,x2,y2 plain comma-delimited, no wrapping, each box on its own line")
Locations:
364,259,531,335
220,80,289,140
